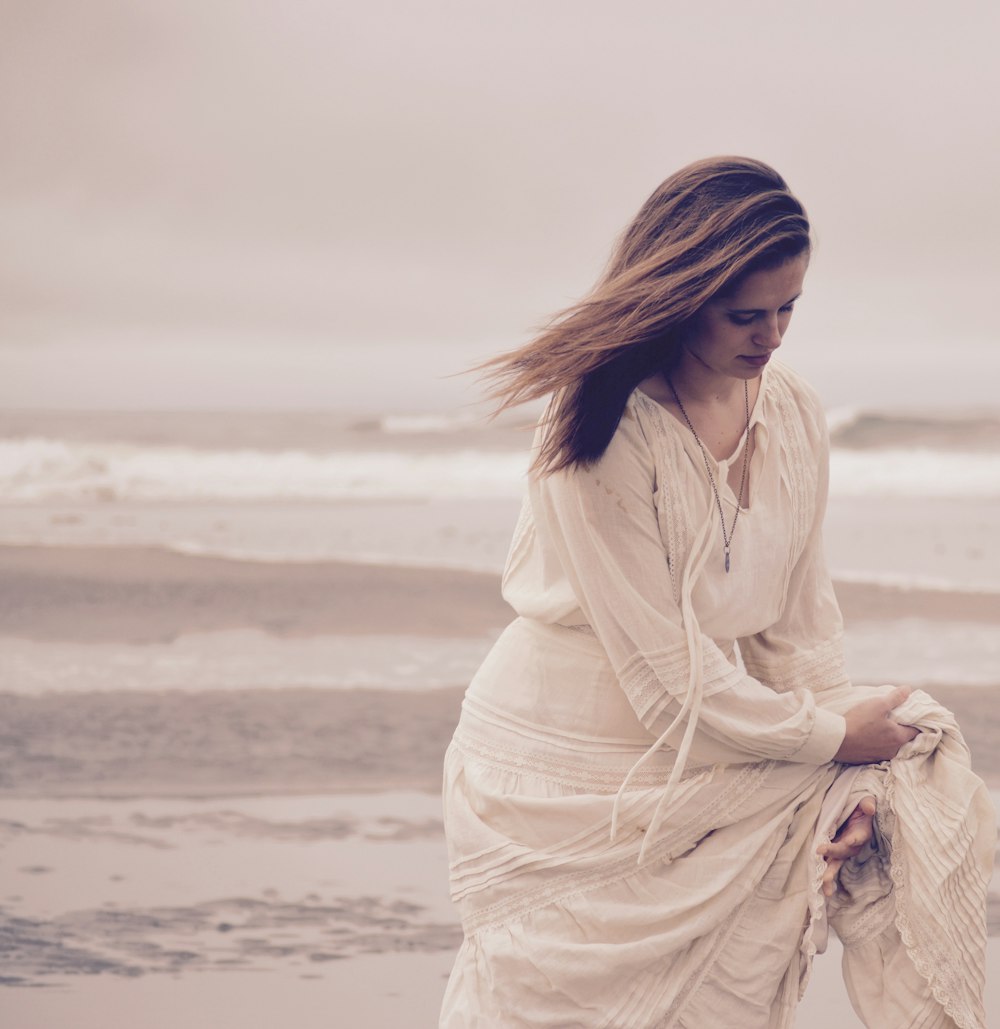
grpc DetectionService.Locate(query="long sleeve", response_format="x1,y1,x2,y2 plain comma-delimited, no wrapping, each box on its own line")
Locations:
530,399,846,767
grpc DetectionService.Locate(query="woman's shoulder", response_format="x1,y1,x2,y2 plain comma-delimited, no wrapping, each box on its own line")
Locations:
529,390,657,486
623,384,680,454
767,359,822,410
766,360,827,441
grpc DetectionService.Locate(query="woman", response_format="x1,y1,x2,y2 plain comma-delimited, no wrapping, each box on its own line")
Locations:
440,157,993,1028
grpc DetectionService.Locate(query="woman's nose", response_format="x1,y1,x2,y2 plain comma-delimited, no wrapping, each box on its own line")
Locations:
754,316,783,350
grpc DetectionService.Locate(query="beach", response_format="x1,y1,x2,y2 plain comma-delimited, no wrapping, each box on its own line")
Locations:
5,0,1000,1021
1,408,999,1027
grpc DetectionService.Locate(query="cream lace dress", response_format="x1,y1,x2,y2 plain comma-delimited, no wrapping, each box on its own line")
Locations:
440,362,993,1028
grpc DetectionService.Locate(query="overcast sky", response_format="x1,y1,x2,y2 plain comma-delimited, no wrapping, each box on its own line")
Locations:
2,0,998,410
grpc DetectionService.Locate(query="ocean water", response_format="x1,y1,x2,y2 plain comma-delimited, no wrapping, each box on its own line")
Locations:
2,405,999,586
4,407,1000,505
1,403,999,696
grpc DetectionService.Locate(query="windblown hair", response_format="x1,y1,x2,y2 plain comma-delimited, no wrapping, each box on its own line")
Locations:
479,156,811,473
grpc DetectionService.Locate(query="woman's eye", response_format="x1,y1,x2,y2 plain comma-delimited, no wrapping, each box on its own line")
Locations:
727,304,795,326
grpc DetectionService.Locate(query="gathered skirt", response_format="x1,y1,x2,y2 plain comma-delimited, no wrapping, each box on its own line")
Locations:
440,618,994,1028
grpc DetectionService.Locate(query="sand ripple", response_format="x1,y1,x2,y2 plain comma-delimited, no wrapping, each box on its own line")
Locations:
1,894,461,987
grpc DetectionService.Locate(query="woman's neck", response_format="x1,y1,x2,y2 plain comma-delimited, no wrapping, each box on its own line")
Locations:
667,351,749,408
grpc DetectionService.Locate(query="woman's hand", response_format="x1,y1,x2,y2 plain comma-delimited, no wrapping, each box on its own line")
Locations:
833,686,920,765
817,796,878,897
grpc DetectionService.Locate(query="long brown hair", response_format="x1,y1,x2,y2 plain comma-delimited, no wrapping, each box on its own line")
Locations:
478,156,811,473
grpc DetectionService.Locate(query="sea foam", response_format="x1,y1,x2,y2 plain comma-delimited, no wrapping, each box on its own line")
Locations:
0,437,529,502
4,435,1000,503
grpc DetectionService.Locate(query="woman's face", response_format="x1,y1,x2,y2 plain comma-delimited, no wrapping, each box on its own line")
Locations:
679,253,809,381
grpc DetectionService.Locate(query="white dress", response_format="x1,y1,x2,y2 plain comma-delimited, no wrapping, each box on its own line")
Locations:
440,362,993,1028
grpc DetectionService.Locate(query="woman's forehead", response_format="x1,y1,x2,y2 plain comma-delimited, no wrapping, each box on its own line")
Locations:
720,255,809,308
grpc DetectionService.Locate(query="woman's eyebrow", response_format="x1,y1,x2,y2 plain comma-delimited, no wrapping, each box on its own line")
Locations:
727,291,803,314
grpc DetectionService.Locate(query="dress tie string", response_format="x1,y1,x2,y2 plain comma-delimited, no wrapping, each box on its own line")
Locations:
609,492,718,865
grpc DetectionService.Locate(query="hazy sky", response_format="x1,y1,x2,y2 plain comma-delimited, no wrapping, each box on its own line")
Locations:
2,0,998,410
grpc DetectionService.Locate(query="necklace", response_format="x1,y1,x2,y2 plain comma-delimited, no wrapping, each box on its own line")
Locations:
667,377,751,573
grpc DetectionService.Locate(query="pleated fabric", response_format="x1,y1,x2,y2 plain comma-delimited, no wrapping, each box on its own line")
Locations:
829,692,994,1029
442,645,993,1027
440,362,994,1026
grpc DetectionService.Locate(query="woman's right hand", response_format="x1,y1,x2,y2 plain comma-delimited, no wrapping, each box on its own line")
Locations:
833,686,920,764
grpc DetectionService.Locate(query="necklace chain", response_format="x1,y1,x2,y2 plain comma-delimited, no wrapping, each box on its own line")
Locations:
667,377,752,574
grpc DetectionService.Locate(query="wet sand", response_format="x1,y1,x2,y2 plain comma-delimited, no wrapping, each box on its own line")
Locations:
2,790,999,1027
1,542,997,1026
1,682,998,802
3,543,1000,645
0,545,515,642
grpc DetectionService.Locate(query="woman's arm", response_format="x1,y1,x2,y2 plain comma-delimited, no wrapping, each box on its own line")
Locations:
735,382,917,764
532,400,848,765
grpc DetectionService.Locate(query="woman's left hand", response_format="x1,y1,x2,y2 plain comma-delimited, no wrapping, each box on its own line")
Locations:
817,795,878,898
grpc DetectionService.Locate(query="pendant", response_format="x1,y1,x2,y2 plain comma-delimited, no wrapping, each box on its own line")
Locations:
725,547,731,573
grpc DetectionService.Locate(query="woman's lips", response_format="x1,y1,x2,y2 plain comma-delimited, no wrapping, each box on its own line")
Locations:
740,354,770,367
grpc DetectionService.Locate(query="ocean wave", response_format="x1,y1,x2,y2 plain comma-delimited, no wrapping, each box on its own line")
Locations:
378,412,483,434
4,435,1000,503
828,411,1000,450
0,437,529,502
829,447,1000,498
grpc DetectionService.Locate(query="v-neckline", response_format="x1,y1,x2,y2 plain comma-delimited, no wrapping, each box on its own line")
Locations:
637,368,767,453
635,367,769,513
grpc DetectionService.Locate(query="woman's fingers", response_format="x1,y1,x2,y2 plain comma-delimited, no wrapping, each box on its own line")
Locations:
887,689,920,744
887,685,911,708
822,857,844,896
835,689,921,763
817,795,879,897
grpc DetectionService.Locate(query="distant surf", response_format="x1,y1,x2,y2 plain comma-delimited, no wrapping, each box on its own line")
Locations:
3,432,999,502
828,410,1000,451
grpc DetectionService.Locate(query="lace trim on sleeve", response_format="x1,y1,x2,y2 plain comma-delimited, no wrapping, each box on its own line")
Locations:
619,643,744,724
740,634,849,695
